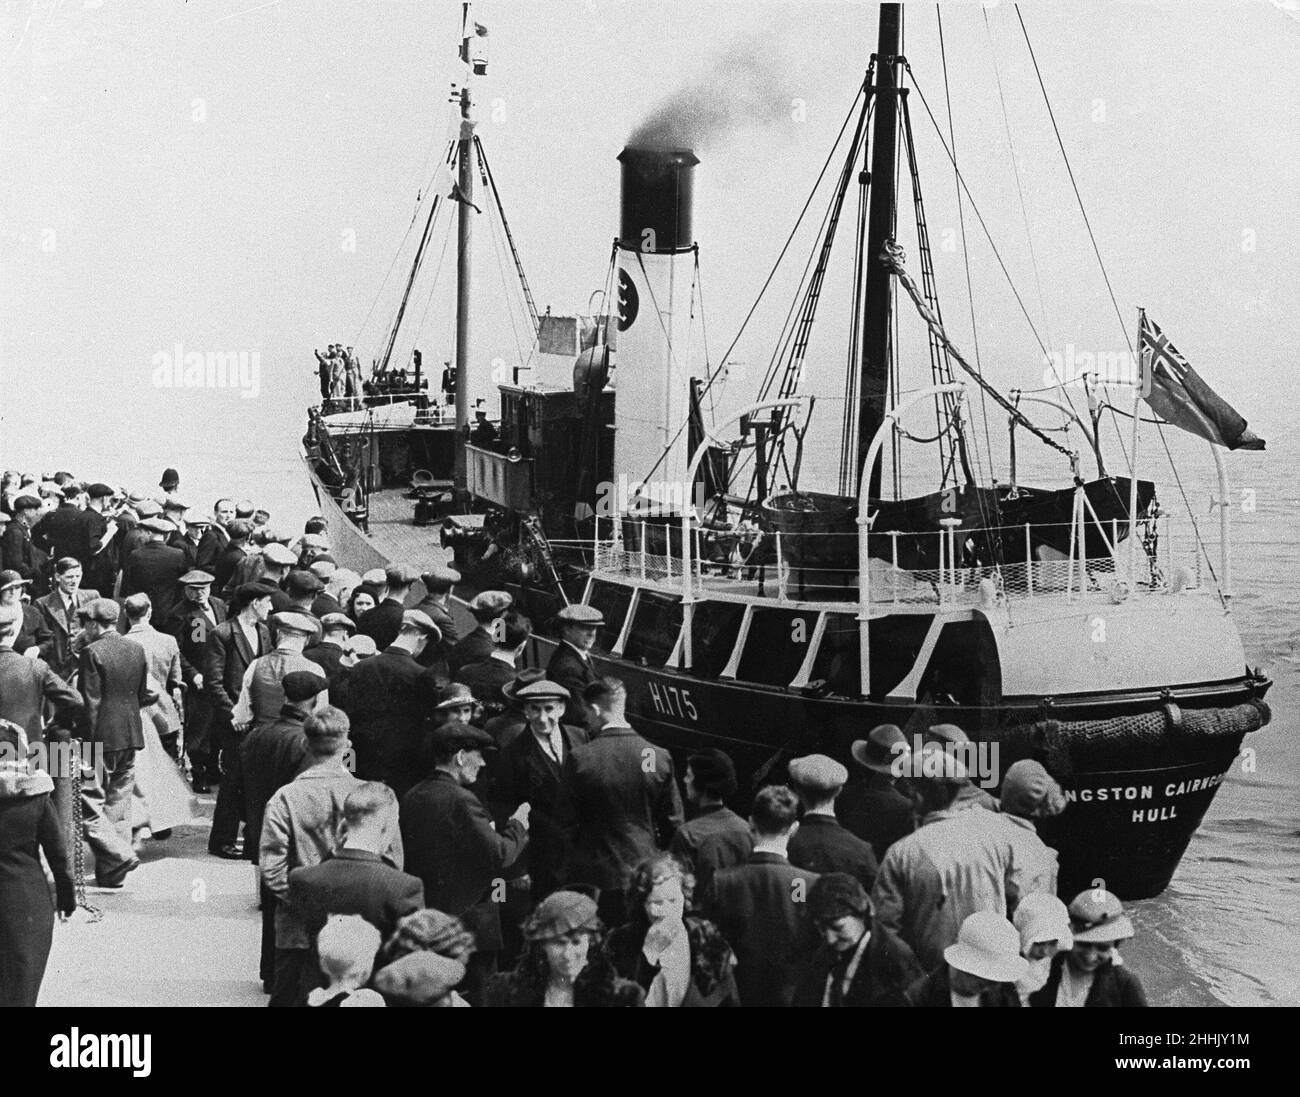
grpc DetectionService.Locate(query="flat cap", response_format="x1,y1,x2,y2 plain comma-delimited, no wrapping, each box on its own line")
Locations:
140,517,174,534
12,494,42,511
320,612,355,633
0,570,31,592
421,564,461,591
301,533,330,550
162,497,190,511
308,558,337,578
132,499,163,518
556,603,604,627
400,609,441,640
926,722,970,746
282,669,329,702
284,569,324,595
347,634,378,657
270,610,319,636
61,483,84,499
87,482,115,499
261,543,297,566
361,568,388,586
429,721,494,751
372,952,467,1005
234,582,275,604
469,590,512,616
501,667,547,701
522,891,600,942
788,753,848,794
434,682,477,710
179,570,214,585
186,514,213,527
77,598,120,625
381,909,476,964
1000,759,1065,818
515,679,571,703
385,563,421,586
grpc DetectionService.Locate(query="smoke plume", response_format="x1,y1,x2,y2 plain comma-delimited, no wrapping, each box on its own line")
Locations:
627,34,792,152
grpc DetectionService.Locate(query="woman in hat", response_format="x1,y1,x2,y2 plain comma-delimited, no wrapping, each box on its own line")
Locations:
0,720,76,1007
1012,893,1073,1005
371,909,476,1007
484,890,644,1007
1029,889,1147,1007
602,853,739,1007
903,911,1025,1007
346,585,378,625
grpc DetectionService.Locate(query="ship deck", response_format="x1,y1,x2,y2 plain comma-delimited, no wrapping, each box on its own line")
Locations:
363,486,450,567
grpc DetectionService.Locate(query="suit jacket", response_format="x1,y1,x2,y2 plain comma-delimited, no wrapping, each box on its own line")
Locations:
492,722,589,898
447,626,495,678
304,641,349,685
79,632,157,751
1028,954,1148,1008
545,641,599,726
793,932,922,1007
205,616,271,718
669,804,754,894
412,597,458,671
213,542,247,594
1,521,48,595
120,541,188,622
167,530,202,569
787,813,879,890
401,770,527,952
80,509,117,595
705,851,820,1008
454,656,516,710
31,503,96,567
240,705,312,862
839,774,915,862
166,597,228,686
288,848,424,942
355,598,406,652
556,723,684,893
905,964,1021,1008
195,524,230,574
15,602,53,661
35,588,99,680
0,649,85,743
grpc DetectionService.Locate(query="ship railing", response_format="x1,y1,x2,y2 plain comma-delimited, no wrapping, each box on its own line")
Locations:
584,511,1206,606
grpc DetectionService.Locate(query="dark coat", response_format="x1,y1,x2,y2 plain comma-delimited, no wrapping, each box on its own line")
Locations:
240,704,312,862
545,641,599,727
454,656,516,712
15,602,54,662
603,916,740,1007
304,641,349,686
0,650,85,744
839,774,915,862
355,598,406,652
787,813,879,890
1,521,48,596
166,597,228,684
491,723,589,899
447,626,496,679
335,645,442,791
35,588,99,680
80,509,117,596
904,964,1022,1007
167,530,202,569
287,847,424,942
483,962,645,1008
120,540,188,622
212,542,247,594
79,631,157,751
195,525,229,574
704,851,820,1008
309,592,343,620
793,932,922,1007
556,724,684,894
412,597,458,671
31,503,96,567
1028,953,1148,1007
669,804,754,894
0,793,75,1007
400,770,527,952
204,617,271,719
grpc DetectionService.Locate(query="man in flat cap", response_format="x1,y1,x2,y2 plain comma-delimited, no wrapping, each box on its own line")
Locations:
34,558,98,681
993,759,1064,898
304,612,355,685
165,570,226,789
214,519,255,597
926,723,998,811
402,721,530,1002
491,678,589,902
334,608,443,785
233,611,327,731
410,563,461,674
205,583,274,854
282,569,325,619
786,754,878,890
1,494,49,596
242,668,328,990
794,873,921,1007
81,482,120,595
556,677,683,926
447,589,512,678
842,724,916,861
455,610,531,716
78,598,157,886
120,516,188,623
545,603,604,728
168,511,209,570
356,563,419,651
31,483,97,572
670,748,753,895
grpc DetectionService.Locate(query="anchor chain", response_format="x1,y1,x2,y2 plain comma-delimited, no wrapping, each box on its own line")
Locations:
69,740,103,923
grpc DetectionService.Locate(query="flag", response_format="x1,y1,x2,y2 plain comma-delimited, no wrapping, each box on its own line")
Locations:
1139,311,1265,450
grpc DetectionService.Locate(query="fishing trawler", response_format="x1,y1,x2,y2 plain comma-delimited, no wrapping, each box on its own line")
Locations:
302,3,1271,898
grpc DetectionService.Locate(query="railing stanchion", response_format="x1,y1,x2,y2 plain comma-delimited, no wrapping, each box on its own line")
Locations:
1024,523,1033,598
640,520,647,582
890,531,899,606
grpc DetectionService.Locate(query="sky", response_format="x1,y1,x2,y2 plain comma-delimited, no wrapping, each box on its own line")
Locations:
2,0,1298,524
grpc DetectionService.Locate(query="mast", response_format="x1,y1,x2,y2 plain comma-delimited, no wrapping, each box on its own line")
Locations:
857,3,902,500
454,3,478,498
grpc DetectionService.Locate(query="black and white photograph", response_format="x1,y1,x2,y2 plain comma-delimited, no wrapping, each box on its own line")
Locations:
1,0,1295,1060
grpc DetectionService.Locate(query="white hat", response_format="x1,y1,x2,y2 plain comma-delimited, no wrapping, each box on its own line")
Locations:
1013,893,1074,952
943,912,1029,983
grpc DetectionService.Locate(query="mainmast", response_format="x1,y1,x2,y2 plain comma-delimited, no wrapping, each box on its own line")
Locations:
453,2,481,498
857,3,902,500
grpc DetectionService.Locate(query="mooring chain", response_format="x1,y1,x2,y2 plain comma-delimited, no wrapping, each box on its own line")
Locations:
69,740,103,923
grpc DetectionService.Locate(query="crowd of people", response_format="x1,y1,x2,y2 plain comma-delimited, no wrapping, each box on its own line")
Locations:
0,465,1149,1008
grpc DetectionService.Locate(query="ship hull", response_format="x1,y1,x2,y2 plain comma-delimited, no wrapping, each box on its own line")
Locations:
302,454,1267,900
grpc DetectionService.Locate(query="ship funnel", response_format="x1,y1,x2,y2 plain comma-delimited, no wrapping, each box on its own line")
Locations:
618,146,698,254
612,147,700,513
